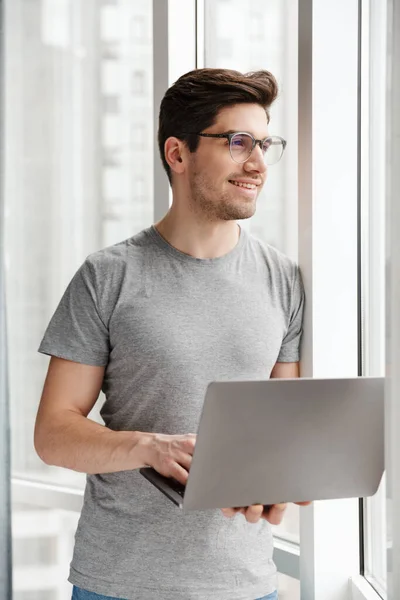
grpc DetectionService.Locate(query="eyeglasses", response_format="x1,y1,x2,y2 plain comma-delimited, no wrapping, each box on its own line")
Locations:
190,132,287,166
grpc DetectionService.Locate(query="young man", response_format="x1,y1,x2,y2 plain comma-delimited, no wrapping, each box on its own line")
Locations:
35,68,308,600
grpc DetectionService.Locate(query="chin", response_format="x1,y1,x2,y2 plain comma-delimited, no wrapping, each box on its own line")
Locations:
222,207,256,221
234,201,257,220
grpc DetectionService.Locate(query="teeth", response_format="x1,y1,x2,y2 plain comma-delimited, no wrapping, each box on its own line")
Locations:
230,181,256,189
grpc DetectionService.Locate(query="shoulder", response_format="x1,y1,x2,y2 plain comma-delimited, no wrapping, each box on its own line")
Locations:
246,231,299,283
79,229,153,320
83,228,152,280
246,232,304,321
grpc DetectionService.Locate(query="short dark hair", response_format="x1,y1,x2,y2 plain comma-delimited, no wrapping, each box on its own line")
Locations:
157,68,279,183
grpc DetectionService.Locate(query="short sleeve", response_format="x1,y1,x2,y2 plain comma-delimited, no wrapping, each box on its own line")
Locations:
277,265,305,363
38,259,110,366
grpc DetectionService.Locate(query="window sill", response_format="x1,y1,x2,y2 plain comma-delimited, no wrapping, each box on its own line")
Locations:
11,477,83,512
273,536,300,580
350,575,384,600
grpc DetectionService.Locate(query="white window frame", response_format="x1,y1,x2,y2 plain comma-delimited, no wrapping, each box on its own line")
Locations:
298,1,361,598
12,477,83,514
385,0,400,597
360,0,388,595
351,575,386,600
8,1,400,598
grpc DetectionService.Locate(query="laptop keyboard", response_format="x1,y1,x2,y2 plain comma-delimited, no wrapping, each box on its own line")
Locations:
169,478,185,497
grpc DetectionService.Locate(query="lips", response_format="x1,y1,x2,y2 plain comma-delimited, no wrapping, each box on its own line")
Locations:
229,180,259,191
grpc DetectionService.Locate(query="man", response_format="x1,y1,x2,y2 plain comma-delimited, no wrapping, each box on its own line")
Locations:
35,68,309,600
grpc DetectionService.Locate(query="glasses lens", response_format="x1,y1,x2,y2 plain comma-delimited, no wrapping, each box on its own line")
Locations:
263,137,284,165
229,133,253,163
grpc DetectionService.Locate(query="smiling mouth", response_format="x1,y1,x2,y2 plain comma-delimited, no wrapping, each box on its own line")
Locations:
228,180,258,191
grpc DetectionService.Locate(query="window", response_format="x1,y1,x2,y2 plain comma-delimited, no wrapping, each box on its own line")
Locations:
102,114,122,147
2,1,393,599
12,504,79,600
205,0,298,261
101,60,123,95
361,0,388,595
205,0,300,548
131,15,147,42
4,1,153,597
131,70,145,95
249,12,265,41
41,0,70,49
102,94,120,113
100,5,119,42
131,123,147,149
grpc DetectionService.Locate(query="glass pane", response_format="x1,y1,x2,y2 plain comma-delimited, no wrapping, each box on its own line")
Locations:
205,0,300,543
204,0,298,261
361,0,388,594
4,0,154,487
12,503,79,600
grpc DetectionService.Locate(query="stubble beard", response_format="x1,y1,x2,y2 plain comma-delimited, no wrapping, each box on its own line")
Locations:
188,170,257,222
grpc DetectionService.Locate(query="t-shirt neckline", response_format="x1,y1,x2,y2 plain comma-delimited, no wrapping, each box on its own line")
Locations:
147,223,247,266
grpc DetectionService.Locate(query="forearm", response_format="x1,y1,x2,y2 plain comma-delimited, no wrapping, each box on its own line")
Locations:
35,410,151,475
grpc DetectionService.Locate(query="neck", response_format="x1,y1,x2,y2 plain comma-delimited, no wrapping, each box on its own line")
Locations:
154,204,240,260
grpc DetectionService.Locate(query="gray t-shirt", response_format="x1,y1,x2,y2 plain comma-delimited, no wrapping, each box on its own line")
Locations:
39,224,304,600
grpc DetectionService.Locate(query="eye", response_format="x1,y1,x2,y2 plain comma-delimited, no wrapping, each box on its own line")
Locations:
262,139,272,153
231,135,246,147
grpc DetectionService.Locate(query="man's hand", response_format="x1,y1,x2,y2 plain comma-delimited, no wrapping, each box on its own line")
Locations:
141,433,196,486
221,501,312,525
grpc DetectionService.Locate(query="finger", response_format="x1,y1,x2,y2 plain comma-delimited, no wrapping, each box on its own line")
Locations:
263,503,287,525
173,450,192,472
171,435,196,453
168,462,190,486
181,435,197,453
222,507,245,517
295,501,312,506
244,505,264,524
221,507,238,518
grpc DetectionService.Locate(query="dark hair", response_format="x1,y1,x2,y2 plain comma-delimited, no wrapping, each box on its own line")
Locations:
158,68,279,183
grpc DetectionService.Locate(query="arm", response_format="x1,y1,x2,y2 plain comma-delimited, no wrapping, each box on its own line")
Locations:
34,356,195,481
34,356,148,474
270,361,300,379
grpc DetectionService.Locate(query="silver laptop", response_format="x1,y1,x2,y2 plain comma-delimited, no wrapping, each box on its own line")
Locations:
140,377,384,511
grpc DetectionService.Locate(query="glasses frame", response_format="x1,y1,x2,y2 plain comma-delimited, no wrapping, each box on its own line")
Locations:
190,132,287,165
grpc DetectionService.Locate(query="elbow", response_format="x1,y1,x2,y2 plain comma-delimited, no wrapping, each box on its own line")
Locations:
34,422,54,466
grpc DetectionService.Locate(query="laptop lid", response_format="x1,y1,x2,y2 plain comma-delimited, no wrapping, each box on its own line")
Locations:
182,377,384,511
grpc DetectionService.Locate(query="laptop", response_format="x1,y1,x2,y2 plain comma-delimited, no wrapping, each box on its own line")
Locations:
140,377,384,511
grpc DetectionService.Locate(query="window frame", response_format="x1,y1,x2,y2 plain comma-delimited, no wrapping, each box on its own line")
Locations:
360,0,388,595
0,0,12,596
297,0,371,598
385,0,400,595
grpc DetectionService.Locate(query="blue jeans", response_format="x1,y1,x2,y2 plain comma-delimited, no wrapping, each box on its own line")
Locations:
72,585,278,600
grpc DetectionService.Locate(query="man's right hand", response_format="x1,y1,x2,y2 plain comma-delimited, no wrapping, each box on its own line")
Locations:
141,433,196,485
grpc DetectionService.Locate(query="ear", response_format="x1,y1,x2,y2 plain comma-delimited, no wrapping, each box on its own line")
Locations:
164,137,185,175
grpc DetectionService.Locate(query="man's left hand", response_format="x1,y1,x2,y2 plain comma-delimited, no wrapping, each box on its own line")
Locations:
221,502,312,525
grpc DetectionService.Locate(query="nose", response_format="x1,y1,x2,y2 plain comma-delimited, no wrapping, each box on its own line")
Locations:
243,144,267,175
